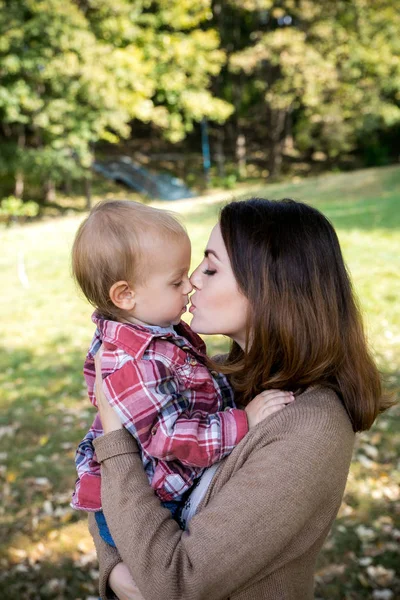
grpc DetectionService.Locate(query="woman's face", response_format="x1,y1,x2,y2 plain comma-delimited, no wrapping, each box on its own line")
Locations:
189,223,249,348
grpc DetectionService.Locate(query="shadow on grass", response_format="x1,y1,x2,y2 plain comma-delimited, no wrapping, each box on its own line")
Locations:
1,339,399,599
0,339,93,550
1,555,99,600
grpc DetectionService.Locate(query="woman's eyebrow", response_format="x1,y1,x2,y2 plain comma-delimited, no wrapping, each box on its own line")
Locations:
204,249,219,260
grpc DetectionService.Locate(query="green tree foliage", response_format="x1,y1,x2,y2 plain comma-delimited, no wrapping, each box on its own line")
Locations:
1,0,399,197
221,0,400,176
82,0,233,141
0,0,232,199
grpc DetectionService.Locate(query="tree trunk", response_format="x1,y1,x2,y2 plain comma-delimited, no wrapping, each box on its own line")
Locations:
14,172,24,198
14,128,26,198
266,107,288,179
63,174,72,195
268,140,284,178
84,177,92,210
215,128,226,178
236,132,247,179
44,179,56,203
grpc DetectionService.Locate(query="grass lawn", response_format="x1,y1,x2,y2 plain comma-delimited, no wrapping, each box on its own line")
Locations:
0,165,399,599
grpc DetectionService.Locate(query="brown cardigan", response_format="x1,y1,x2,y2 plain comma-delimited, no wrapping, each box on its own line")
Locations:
89,386,355,600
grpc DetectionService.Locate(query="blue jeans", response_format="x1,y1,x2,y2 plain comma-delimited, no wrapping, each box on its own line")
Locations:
95,500,181,547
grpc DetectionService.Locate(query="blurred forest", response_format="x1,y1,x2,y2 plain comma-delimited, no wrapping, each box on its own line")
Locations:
1,0,400,213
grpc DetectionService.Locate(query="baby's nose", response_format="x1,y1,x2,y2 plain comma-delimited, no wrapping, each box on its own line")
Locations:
184,279,193,294
189,266,201,289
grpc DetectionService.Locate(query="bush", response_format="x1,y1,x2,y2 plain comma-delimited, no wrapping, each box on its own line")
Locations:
0,196,40,225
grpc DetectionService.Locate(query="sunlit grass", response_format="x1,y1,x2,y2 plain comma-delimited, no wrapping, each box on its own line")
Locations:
1,165,399,599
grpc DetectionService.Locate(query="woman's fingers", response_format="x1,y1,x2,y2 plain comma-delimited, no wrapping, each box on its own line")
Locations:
94,345,104,399
93,345,123,433
109,562,145,600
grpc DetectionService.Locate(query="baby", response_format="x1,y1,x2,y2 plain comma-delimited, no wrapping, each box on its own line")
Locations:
70,200,292,545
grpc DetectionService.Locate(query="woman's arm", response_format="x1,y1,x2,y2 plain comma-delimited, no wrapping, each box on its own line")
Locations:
94,407,352,600
88,512,122,599
89,512,146,600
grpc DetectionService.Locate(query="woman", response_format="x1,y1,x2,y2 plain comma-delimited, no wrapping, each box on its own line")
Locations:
89,198,387,600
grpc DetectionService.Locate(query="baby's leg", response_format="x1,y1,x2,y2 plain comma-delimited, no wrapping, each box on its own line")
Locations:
109,562,145,600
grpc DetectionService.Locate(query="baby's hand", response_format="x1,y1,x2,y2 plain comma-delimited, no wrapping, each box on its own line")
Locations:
245,390,295,429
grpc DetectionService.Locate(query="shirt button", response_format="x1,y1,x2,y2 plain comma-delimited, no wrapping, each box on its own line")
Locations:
211,370,219,377
151,426,157,435
182,345,190,351
188,357,197,366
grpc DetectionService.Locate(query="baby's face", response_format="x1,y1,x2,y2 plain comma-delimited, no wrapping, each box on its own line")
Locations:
129,235,192,328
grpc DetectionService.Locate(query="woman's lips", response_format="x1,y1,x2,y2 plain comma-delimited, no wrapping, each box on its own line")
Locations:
189,301,196,314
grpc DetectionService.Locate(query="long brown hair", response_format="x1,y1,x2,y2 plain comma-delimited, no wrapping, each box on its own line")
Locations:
216,197,390,432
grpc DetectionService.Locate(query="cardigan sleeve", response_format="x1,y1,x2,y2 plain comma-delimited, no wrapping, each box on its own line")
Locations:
87,512,121,599
93,404,353,600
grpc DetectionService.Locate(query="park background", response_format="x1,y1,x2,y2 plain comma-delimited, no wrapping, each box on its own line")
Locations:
0,1,399,599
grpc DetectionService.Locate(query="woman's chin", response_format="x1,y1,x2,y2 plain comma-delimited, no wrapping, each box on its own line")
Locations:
188,314,199,331
189,317,216,336
189,314,205,333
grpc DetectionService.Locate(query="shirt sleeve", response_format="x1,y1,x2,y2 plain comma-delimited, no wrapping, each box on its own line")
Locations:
72,413,103,512
94,405,354,600
103,358,248,468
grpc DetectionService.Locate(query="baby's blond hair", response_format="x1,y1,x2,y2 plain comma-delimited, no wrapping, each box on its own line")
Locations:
72,200,188,319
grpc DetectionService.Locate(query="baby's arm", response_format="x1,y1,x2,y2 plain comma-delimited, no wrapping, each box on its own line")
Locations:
159,390,295,465
102,359,294,468
145,404,249,467
72,413,104,511
102,358,248,468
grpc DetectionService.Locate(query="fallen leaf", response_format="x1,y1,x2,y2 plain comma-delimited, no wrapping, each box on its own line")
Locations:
366,564,395,586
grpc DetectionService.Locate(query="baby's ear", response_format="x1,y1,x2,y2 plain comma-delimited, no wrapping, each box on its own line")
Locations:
109,281,136,311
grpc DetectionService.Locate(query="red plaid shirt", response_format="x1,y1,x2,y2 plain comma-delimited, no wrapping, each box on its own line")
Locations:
72,313,248,511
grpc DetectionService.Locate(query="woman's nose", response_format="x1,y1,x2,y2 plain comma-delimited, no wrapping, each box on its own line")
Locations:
190,265,202,290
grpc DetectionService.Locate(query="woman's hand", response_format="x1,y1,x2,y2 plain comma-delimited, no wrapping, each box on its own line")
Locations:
245,389,295,429
109,562,145,600
94,345,123,434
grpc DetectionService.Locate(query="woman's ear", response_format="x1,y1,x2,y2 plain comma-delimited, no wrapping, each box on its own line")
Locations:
109,281,136,311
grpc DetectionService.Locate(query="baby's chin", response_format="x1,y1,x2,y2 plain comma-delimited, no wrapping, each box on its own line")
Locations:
170,317,183,326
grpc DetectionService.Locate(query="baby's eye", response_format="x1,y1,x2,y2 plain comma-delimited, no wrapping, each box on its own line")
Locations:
173,280,183,287
203,269,216,276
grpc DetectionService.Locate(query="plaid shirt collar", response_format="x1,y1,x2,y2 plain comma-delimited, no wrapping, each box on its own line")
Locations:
92,311,207,360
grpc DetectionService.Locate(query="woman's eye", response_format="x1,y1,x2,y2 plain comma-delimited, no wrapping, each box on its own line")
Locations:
203,269,216,276
173,281,183,287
